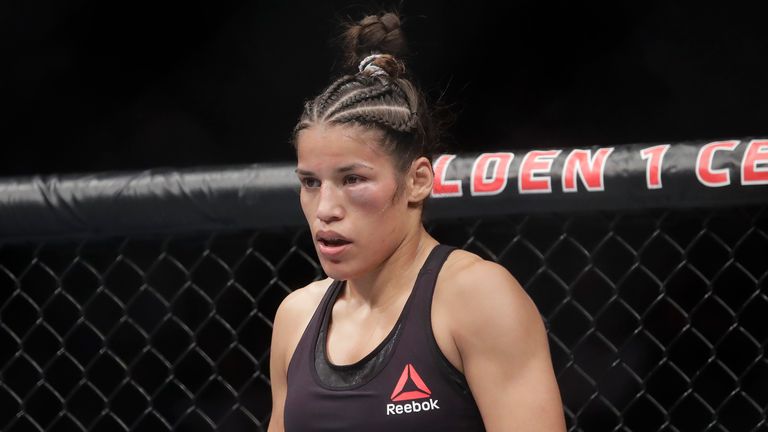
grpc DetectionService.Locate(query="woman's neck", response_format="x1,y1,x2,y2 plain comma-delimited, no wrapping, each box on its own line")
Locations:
343,225,437,310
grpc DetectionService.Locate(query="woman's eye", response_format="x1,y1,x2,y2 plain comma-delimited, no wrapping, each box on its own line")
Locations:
344,175,364,185
300,177,320,188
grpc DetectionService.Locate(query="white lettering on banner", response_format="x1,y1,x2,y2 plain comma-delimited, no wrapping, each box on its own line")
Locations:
640,144,671,189
386,399,440,416
696,140,740,187
470,153,514,196
519,150,560,194
428,139,768,198
741,139,768,185
432,154,463,197
562,148,614,192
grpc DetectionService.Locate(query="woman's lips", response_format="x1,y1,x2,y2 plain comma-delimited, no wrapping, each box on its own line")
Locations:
317,239,352,258
315,229,352,258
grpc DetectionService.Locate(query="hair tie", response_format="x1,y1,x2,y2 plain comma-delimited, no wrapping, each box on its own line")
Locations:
358,54,389,77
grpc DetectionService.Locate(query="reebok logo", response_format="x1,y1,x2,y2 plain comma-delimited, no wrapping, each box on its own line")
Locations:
386,399,440,415
391,363,431,401
386,363,440,416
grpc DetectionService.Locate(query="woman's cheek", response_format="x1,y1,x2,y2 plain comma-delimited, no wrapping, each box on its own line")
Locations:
347,183,391,213
299,191,316,219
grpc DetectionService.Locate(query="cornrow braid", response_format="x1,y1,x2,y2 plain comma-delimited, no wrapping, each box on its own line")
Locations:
323,85,392,120
328,105,413,131
292,11,440,174
314,76,357,118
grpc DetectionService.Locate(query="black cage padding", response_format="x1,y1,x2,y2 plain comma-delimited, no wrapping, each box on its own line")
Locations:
2,138,767,241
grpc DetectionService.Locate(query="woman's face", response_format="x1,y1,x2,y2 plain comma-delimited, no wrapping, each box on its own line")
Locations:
295,123,410,280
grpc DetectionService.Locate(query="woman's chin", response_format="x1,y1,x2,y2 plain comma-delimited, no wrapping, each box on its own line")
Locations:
321,267,352,281
319,259,360,281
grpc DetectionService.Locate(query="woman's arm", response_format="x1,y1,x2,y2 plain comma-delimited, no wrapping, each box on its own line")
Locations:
267,295,291,432
449,260,566,431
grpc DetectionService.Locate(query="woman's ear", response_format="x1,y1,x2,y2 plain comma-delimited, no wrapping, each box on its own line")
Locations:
407,157,434,204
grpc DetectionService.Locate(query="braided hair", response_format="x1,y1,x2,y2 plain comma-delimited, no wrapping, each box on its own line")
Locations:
293,12,440,174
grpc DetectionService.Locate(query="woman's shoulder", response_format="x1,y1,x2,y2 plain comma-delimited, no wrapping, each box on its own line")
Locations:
275,277,334,324
438,248,533,320
432,248,545,372
271,278,335,370
441,248,521,289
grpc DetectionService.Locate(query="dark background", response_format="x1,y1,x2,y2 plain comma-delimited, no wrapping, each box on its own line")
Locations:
4,0,767,177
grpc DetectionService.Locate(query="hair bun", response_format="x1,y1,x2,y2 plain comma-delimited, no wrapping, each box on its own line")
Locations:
343,12,408,77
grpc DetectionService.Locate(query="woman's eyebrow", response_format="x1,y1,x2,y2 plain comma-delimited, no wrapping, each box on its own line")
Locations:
337,163,374,173
295,163,374,176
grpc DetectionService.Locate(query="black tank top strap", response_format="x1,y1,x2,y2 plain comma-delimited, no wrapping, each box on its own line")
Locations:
415,244,457,291
406,244,474,395
312,278,344,348
286,278,342,381
408,244,457,321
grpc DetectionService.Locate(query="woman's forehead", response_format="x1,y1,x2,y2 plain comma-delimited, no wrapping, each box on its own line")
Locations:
298,123,382,147
296,124,390,166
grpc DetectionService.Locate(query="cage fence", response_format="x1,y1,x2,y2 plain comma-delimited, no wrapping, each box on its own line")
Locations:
1,138,767,431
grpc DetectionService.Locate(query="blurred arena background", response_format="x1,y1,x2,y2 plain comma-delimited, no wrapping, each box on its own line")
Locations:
5,1,768,174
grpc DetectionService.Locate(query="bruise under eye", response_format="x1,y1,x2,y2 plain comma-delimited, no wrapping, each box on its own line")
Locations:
345,179,396,209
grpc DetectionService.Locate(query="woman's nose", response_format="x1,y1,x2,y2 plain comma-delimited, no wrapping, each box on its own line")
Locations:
316,184,344,222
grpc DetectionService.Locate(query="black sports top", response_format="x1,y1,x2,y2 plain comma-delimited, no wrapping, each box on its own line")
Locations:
283,244,486,431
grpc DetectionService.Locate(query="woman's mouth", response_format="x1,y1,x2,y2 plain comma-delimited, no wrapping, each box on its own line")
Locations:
318,238,351,247
317,236,353,257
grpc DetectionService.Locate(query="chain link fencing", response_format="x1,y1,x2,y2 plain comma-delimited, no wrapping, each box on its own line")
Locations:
1,204,766,431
